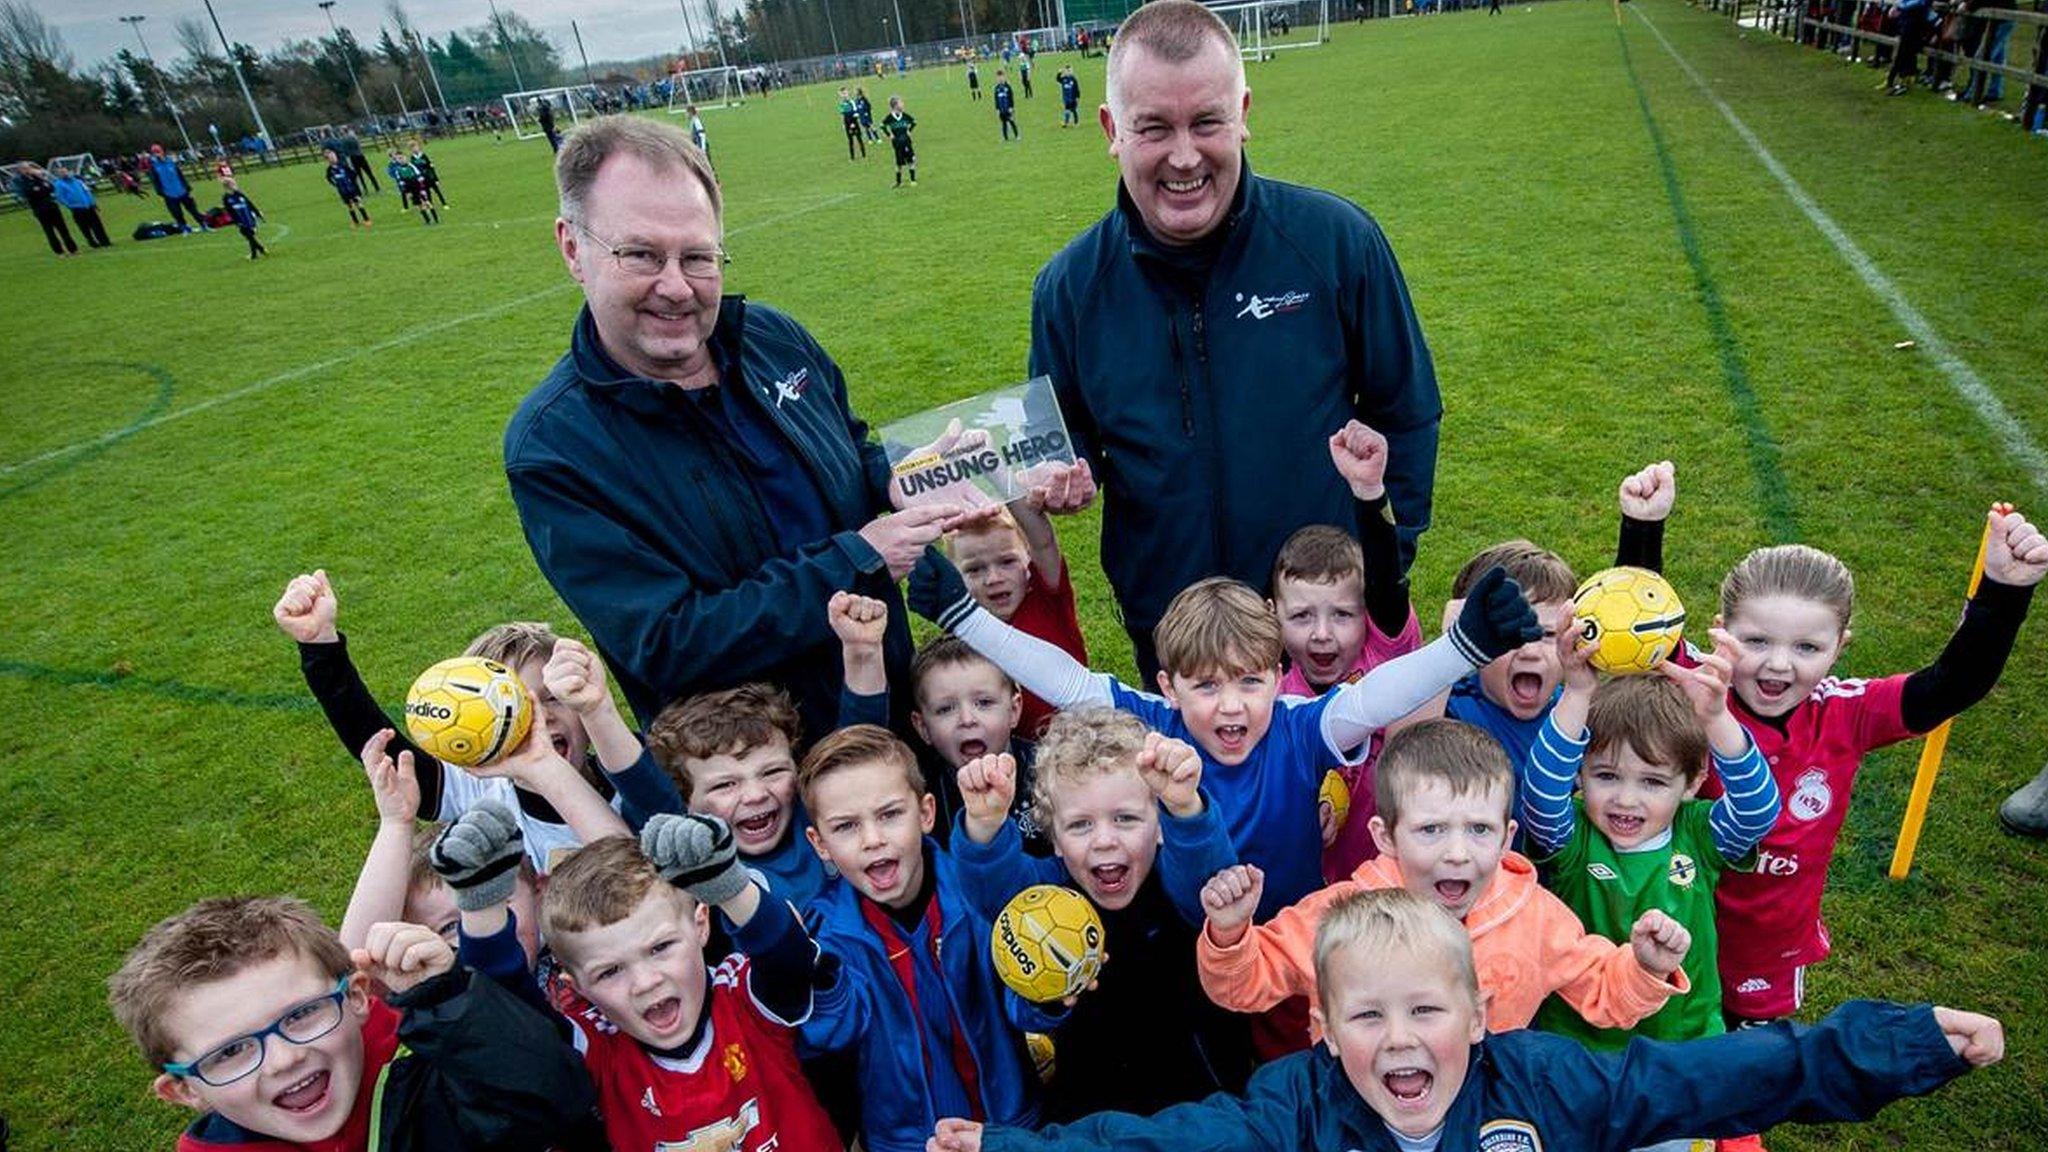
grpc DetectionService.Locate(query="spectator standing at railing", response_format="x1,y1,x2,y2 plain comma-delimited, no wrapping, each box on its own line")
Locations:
1883,0,1937,93
1955,0,2017,106
2023,24,2048,130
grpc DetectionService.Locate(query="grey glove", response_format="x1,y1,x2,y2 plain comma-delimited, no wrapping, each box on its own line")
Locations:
428,799,525,912
641,812,750,907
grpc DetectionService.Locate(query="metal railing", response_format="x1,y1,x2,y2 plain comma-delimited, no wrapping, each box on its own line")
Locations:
1697,0,2048,127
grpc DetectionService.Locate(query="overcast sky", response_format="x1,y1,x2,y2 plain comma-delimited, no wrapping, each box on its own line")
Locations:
57,0,705,74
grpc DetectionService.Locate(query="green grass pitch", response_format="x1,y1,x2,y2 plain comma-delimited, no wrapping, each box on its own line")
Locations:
2,0,2045,1145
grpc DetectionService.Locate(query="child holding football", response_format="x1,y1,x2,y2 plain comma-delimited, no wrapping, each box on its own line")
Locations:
949,710,1253,1119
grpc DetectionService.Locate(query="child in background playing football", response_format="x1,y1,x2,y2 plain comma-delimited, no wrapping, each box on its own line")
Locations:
1694,507,2046,1027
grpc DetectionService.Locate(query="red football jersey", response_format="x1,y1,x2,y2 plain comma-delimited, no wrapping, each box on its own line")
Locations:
1708,674,1915,977
554,955,839,1152
1007,561,1088,739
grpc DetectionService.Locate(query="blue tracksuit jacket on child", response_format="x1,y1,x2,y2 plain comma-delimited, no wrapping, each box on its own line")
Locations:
984,1000,1970,1152
802,841,1056,1152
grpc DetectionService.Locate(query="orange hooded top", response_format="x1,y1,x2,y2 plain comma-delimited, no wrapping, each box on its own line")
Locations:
1195,851,1686,1039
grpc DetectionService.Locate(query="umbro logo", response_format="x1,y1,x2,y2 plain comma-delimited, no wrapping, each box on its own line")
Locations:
1587,863,1618,881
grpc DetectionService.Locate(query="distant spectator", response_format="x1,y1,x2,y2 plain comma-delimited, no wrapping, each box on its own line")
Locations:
13,163,78,256
339,129,382,191
146,145,208,232
51,165,111,249
1884,0,1936,94
1956,0,2016,106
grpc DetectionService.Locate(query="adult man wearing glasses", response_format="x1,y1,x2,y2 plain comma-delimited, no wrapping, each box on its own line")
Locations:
506,117,956,737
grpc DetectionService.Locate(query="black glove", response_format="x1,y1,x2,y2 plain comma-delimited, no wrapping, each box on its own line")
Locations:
908,546,978,632
428,800,525,912
1449,566,1544,666
641,813,750,906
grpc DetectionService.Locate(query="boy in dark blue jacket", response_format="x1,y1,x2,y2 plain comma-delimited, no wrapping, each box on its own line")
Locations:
323,148,371,229
949,712,1253,1121
931,888,2002,1152
993,71,1019,139
220,177,267,259
797,725,1057,1152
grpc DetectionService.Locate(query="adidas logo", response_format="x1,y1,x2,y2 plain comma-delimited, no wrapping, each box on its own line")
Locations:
1736,978,1771,994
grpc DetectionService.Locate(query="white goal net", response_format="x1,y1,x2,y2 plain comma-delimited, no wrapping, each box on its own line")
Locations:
48,152,99,182
1212,0,1330,59
666,65,743,113
502,87,596,141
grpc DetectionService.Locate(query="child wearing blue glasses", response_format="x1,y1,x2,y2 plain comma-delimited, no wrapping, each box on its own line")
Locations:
108,895,595,1151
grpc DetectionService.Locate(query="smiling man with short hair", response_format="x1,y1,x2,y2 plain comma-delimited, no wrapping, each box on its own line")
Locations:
505,116,953,738
1028,0,1443,680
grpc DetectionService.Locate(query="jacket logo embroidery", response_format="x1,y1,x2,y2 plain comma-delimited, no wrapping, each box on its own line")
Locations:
1232,290,1311,320
772,368,811,408
1478,1117,1543,1151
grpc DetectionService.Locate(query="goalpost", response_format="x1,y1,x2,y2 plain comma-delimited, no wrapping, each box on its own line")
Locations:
501,86,595,141
1211,0,1330,59
1010,25,1063,52
47,152,98,182
666,65,744,113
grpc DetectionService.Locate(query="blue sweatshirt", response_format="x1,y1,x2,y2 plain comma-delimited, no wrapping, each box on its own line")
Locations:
801,843,1057,1152
51,175,96,210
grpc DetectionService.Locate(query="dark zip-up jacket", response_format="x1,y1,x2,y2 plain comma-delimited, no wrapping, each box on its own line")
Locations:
505,299,909,735
1028,163,1441,634
985,999,1972,1152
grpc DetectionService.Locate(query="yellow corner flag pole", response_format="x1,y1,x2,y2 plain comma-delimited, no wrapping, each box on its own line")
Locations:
1887,502,2009,880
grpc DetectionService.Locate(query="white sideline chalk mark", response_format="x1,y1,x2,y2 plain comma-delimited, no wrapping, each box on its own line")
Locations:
0,192,860,477
1630,4,2048,495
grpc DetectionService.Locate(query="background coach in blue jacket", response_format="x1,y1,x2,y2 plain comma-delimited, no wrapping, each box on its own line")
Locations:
1029,0,1442,679
505,116,959,737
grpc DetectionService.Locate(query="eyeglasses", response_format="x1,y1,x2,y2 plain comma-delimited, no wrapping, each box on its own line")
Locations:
161,976,353,1087
573,221,727,280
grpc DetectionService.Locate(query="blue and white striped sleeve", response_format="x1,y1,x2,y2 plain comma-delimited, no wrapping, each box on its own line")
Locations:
1706,733,1781,861
1520,714,1585,855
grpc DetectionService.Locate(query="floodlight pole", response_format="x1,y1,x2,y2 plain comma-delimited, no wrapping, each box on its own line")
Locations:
487,0,526,93
705,0,734,70
891,0,908,47
571,19,594,85
408,28,450,118
203,0,274,148
821,0,842,56
318,2,377,126
118,16,199,158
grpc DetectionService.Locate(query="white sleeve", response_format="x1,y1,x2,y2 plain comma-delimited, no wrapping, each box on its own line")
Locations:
1320,635,1480,754
950,604,1116,710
